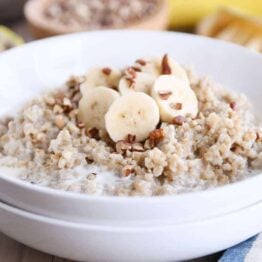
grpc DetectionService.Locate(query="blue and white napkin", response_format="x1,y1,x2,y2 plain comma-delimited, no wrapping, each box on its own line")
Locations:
219,234,262,262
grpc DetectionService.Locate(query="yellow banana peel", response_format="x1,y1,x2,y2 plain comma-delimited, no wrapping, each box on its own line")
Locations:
0,25,24,52
168,0,262,28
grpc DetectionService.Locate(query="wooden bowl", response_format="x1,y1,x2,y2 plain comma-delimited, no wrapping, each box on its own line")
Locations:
24,0,169,39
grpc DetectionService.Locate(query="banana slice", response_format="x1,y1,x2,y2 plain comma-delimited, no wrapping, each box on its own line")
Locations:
133,55,189,83
159,54,189,83
105,92,160,142
78,86,120,130
118,72,156,95
80,67,122,93
134,58,160,76
151,75,198,123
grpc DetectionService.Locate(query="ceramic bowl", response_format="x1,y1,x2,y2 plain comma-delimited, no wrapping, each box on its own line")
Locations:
1,200,262,261
0,31,262,226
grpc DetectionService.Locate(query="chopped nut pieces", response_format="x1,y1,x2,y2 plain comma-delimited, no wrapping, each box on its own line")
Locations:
171,102,183,110
158,91,172,100
126,77,135,87
116,140,132,154
122,166,134,177
126,134,136,143
161,54,172,75
131,66,142,72
102,67,112,75
149,128,165,146
126,67,137,79
173,116,186,125
136,59,146,66
86,127,99,139
230,102,237,110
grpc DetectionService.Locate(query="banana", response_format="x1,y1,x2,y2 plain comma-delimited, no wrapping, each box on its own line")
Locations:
151,75,198,123
134,58,160,76
168,0,262,29
80,67,122,93
105,92,160,142
78,86,120,130
133,55,189,83
118,72,156,95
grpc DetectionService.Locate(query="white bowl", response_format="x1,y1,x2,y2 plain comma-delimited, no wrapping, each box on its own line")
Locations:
1,200,262,261
0,31,262,227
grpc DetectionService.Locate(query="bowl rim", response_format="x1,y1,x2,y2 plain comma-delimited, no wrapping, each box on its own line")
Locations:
1,200,262,230
0,30,262,203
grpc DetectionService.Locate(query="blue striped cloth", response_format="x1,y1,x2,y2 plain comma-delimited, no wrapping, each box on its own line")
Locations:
219,235,262,262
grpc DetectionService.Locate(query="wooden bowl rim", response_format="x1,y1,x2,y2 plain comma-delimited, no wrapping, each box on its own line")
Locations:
24,0,168,34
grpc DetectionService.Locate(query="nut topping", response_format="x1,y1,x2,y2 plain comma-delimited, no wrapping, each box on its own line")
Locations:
161,54,172,75
158,91,172,100
136,59,146,66
102,67,112,75
149,128,165,146
86,127,99,139
126,67,137,78
126,77,135,87
115,140,132,154
121,165,134,177
126,134,136,143
170,102,183,110
131,66,142,72
173,115,186,125
229,102,237,110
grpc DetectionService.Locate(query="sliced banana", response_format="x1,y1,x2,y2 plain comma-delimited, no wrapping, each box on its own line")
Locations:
133,55,189,83
134,58,160,76
80,67,122,94
151,75,198,123
159,54,189,83
118,72,156,95
78,86,120,130
105,92,160,142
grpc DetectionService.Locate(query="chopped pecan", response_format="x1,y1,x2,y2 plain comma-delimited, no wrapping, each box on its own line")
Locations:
256,131,262,142
158,91,172,100
149,128,165,146
121,165,134,177
115,140,132,154
173,116,186,126
126,67,137,78
161,54,172,75
126,77,135,87
86,127,99,139
229,102,237,110
102,67,112,75
136,59,146,66
126,134,136,143
170,102,182,110
131,66,142,72
62,97,73,113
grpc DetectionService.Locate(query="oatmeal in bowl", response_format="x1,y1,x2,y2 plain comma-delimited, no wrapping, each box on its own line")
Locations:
0,53,261,197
